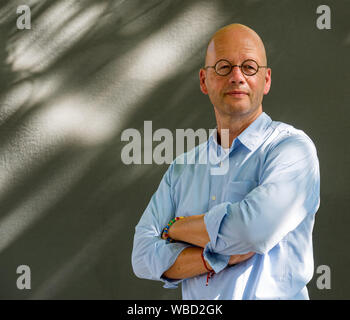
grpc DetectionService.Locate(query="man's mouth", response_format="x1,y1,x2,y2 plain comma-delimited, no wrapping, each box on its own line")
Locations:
225,90,248,97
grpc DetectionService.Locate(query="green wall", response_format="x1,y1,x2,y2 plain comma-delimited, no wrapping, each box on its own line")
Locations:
0,0,349,299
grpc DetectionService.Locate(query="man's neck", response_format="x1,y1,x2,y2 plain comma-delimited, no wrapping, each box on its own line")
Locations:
215,107,262,148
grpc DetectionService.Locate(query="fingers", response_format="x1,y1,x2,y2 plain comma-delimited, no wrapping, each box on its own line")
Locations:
239,252,255,261
244,252,255,259
228,252,255,265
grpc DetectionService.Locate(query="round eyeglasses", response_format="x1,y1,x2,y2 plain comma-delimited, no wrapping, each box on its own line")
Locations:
204,59,267,76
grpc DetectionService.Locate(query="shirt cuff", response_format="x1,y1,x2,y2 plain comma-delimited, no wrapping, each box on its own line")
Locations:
159,242,192,289
202,245,230,274
203,202,230,273
204,202,228,251
161,277,186,289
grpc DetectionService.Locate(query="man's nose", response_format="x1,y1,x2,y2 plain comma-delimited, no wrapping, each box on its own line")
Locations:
228,65,245,84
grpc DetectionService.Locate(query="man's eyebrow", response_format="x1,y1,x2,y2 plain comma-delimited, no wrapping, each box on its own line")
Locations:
215,57,261,63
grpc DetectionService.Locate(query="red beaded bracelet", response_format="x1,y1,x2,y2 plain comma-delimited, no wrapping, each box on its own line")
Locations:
201,249,215,286
162,216,184,243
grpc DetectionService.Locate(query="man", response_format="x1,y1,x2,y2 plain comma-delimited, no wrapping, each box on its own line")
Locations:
131,24,320,300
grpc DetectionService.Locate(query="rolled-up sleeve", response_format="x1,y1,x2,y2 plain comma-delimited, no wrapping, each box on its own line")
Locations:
204,135,320,256
131,164,192,288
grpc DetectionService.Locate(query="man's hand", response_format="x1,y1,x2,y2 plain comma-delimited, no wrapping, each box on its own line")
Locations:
228,252,255,266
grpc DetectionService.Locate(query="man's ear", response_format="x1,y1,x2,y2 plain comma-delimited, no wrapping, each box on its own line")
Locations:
263,68,271,95
199,69,208,95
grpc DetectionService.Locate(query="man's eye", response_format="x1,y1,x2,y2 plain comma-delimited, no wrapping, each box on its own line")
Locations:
244,65,255,70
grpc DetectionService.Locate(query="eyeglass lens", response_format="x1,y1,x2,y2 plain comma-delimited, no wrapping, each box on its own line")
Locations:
215,60,258,76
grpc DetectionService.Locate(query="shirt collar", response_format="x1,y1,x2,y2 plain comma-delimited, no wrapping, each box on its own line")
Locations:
237,112,273,151
209,112,273,154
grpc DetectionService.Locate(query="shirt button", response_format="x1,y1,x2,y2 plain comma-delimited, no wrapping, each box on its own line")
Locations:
212,195,216,201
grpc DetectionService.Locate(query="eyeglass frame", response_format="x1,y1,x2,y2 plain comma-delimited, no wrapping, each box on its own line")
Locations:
204,59,268,76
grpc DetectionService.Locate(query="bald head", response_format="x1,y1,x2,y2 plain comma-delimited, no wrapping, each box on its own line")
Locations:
205,24,267,67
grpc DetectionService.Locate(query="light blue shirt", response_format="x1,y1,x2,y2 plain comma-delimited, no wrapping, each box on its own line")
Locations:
132,112,320,300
